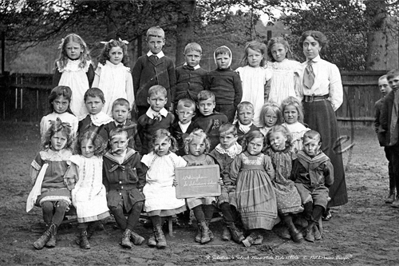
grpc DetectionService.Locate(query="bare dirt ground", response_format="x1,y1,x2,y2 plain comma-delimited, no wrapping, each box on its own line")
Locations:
0,121,398,266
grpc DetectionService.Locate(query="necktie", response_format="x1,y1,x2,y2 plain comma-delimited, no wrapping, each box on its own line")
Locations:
153,113,162,121
150,55,158,64
303,61,315,90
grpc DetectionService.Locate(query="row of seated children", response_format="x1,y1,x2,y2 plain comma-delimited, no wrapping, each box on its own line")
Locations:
29,116,332,250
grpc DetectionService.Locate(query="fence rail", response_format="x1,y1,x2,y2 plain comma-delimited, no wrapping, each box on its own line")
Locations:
0,71,388,125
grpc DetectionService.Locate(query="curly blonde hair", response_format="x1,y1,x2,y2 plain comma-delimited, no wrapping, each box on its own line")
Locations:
184,129,211,155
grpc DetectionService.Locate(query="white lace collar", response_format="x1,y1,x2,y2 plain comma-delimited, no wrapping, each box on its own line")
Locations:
215,142,242,158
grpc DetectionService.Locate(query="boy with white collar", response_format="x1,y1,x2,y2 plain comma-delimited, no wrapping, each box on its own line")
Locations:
133,26,176,118
137,85,174,154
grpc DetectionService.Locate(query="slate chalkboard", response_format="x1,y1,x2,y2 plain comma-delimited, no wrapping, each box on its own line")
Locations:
175,165,221,199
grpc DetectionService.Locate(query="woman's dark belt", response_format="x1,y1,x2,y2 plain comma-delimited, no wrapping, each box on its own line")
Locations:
303,94,329,102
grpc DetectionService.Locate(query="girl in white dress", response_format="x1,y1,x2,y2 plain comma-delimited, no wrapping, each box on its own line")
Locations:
141,129,187,249
40,86,78,146
53,33,94,120
93,39,134,117
66,130,109,249
236,41,272,126
281,96,310,153
266,37,302,106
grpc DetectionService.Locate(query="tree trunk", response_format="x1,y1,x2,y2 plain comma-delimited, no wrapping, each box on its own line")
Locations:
175,0,196,67
365,0,387,70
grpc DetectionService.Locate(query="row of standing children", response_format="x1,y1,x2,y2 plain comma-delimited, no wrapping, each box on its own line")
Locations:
51,26,302,128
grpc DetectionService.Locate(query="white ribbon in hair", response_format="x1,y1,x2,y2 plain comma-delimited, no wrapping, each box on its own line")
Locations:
100,38,129,45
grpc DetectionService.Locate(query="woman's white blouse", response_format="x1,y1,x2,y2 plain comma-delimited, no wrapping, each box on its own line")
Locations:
300,55,343,111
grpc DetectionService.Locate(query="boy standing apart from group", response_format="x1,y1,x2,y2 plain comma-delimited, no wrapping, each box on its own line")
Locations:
133,26,176,118
381,70,399,207
374,75,394,203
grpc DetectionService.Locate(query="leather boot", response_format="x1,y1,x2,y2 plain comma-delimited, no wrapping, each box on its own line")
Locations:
205,220,214,240
304,223,315,242
195,224,202,243
130,231,145,245
45,224,58,248
121,229,133,248
199,221,211,244
313,223,322,240
33,224,52,250
222,226,231,241
154,225,167,249
227,223,245,243
147,234,157,248
79,230,91,249
242,231,257,247
284,215,303,243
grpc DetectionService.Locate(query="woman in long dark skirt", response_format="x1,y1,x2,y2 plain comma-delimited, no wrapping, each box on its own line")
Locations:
298,30,348,219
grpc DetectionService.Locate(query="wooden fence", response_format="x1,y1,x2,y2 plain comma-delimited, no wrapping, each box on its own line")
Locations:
0,71,388,125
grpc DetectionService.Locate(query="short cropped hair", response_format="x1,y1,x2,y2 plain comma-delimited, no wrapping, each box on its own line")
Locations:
219,123,237,136
112,98,130,111
303,130,322,144
146,26,165,40
184,42,202,55
237,101,254,113
177,98,196,112
148,85,167,98
197,90,215,102
378,75,388,82
387,69,399,81
84,87,105,103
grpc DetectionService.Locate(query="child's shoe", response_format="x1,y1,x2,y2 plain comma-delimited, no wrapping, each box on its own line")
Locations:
242,232,257,247
253,234,264,245
222,226,231,241
45,224,58,248
147,235,157,247
195,224,202,243
227,223,245,243
313,224,322,241
33,224,54,250
206,220,214,240
304,224,315,243
385,191,396,204
154,226,167,249
120,229,133,249
279,226,291,240
391,196,399,208
79,230,91,249
199,221,212,244
130,231,145,245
